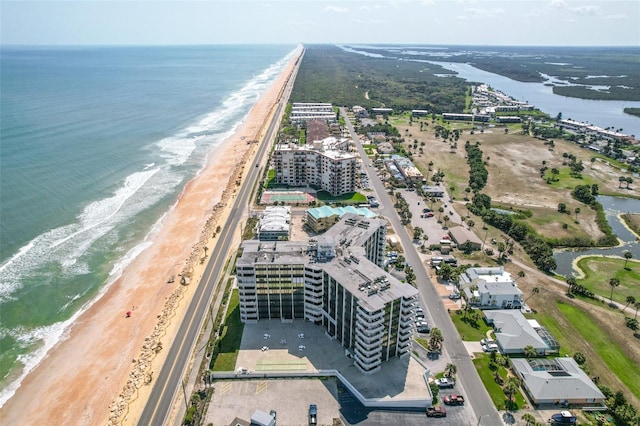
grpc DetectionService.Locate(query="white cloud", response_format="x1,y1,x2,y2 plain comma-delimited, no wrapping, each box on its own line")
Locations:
548,0,568,8
359,4,385,11
324,5,349,13
571,5,600,15
603,13,628,20
462,7,505,18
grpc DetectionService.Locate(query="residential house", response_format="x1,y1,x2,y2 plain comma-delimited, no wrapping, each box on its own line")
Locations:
483,310,559,355
512,358,606,407
459,267,523,309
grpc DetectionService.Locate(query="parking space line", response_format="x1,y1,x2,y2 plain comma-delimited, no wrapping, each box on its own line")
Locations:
219,382,232,395
256,380,268,394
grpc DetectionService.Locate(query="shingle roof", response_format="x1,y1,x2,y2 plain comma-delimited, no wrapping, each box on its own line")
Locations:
512,358,605,402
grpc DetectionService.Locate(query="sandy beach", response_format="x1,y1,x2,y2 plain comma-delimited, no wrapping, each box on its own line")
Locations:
0,48,301,426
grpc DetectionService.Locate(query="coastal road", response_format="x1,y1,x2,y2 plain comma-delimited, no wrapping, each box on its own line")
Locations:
138,51,301,426
340,108,501,426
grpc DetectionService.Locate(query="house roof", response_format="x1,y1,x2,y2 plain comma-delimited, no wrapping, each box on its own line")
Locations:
483,310,548,351
448,226,483,246
512,358,605,402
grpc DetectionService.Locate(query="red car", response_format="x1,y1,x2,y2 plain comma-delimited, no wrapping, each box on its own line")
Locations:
426,406,447,417
443,394,465,405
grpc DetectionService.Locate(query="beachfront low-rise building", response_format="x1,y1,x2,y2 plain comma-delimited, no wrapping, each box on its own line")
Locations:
257,206,291,241
273,137,357,196
236,214,417,374
290,102,336,124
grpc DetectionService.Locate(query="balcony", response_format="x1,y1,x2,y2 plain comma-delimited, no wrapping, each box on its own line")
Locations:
355,342,382,360
356,314,384,330
356,321,384,336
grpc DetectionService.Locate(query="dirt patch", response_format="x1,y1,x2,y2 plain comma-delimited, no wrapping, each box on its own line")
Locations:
393,119,637,241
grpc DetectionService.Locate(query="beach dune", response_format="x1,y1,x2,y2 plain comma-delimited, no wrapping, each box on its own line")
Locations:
0,48,301,426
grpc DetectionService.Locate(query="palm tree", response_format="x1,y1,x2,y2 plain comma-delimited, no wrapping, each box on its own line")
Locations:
635,301,640,320
445,363,457,378
443,215,450,229
566,277,577,294
523,345,537,360
625,296,636,312
429,328,444,352
503,377,521,406
609,277,620,302
518,270,526,278
623,250,633,269
525,287,539,302
438,206,445,221
574,207,581,222
522,413,536,426
467,219,475,230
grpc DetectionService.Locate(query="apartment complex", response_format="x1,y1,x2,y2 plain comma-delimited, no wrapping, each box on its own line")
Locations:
290,102,336,124
236,214,418,374
273,137,357,196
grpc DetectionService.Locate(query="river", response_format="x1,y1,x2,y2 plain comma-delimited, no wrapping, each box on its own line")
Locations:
427,61,640,138
553,196,640,277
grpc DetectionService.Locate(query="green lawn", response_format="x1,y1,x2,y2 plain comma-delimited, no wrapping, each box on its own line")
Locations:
556,302,640,399
315,191,367,205
544,166,598,190
450,310,493,341
415,338,430,350
524,310,576,357
212,290,244,371
575,256,640,304
473,354,527,411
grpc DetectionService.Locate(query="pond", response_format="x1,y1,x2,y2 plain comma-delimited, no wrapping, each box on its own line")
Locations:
553,195,640,277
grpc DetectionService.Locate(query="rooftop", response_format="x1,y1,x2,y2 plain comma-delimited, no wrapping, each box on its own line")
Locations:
512,357,605,401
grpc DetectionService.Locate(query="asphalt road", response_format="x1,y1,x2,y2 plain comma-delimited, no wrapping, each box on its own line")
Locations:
340,108,501,426
138,52,300,426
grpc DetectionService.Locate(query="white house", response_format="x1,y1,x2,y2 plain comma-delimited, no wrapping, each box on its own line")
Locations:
459,267,523,309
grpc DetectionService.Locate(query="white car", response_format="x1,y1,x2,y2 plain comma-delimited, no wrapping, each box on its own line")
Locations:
480,338,495,346
482,343,499,352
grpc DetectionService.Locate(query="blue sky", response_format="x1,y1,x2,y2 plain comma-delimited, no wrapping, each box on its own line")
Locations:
1,0,638,46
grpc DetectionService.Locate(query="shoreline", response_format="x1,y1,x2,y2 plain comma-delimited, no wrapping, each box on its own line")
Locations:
0,47,301,426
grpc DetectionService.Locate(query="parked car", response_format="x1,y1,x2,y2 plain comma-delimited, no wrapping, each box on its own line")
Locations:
422,208,432,213
417,325,431,333
426,406,447,417
434,377,455,388
551,411,577,424
443,394,465,406
425,212,434,217
482,343,499,352
448,292,461,300
480,338,495,346
308,404,317,425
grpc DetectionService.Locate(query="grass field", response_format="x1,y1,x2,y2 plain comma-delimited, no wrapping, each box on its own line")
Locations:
556,302,640,399
473,354,527,411
212,290,244,371
450,310,493,341
575,256,640,304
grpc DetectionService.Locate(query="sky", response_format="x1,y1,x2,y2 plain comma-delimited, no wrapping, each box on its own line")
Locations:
1,0,639,46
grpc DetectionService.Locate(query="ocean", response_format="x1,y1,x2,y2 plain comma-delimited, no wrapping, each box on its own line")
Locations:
0,44,296,405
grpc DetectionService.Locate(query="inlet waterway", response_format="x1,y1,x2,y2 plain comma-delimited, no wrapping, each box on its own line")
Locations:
427,61,640,138
553,196,640,277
